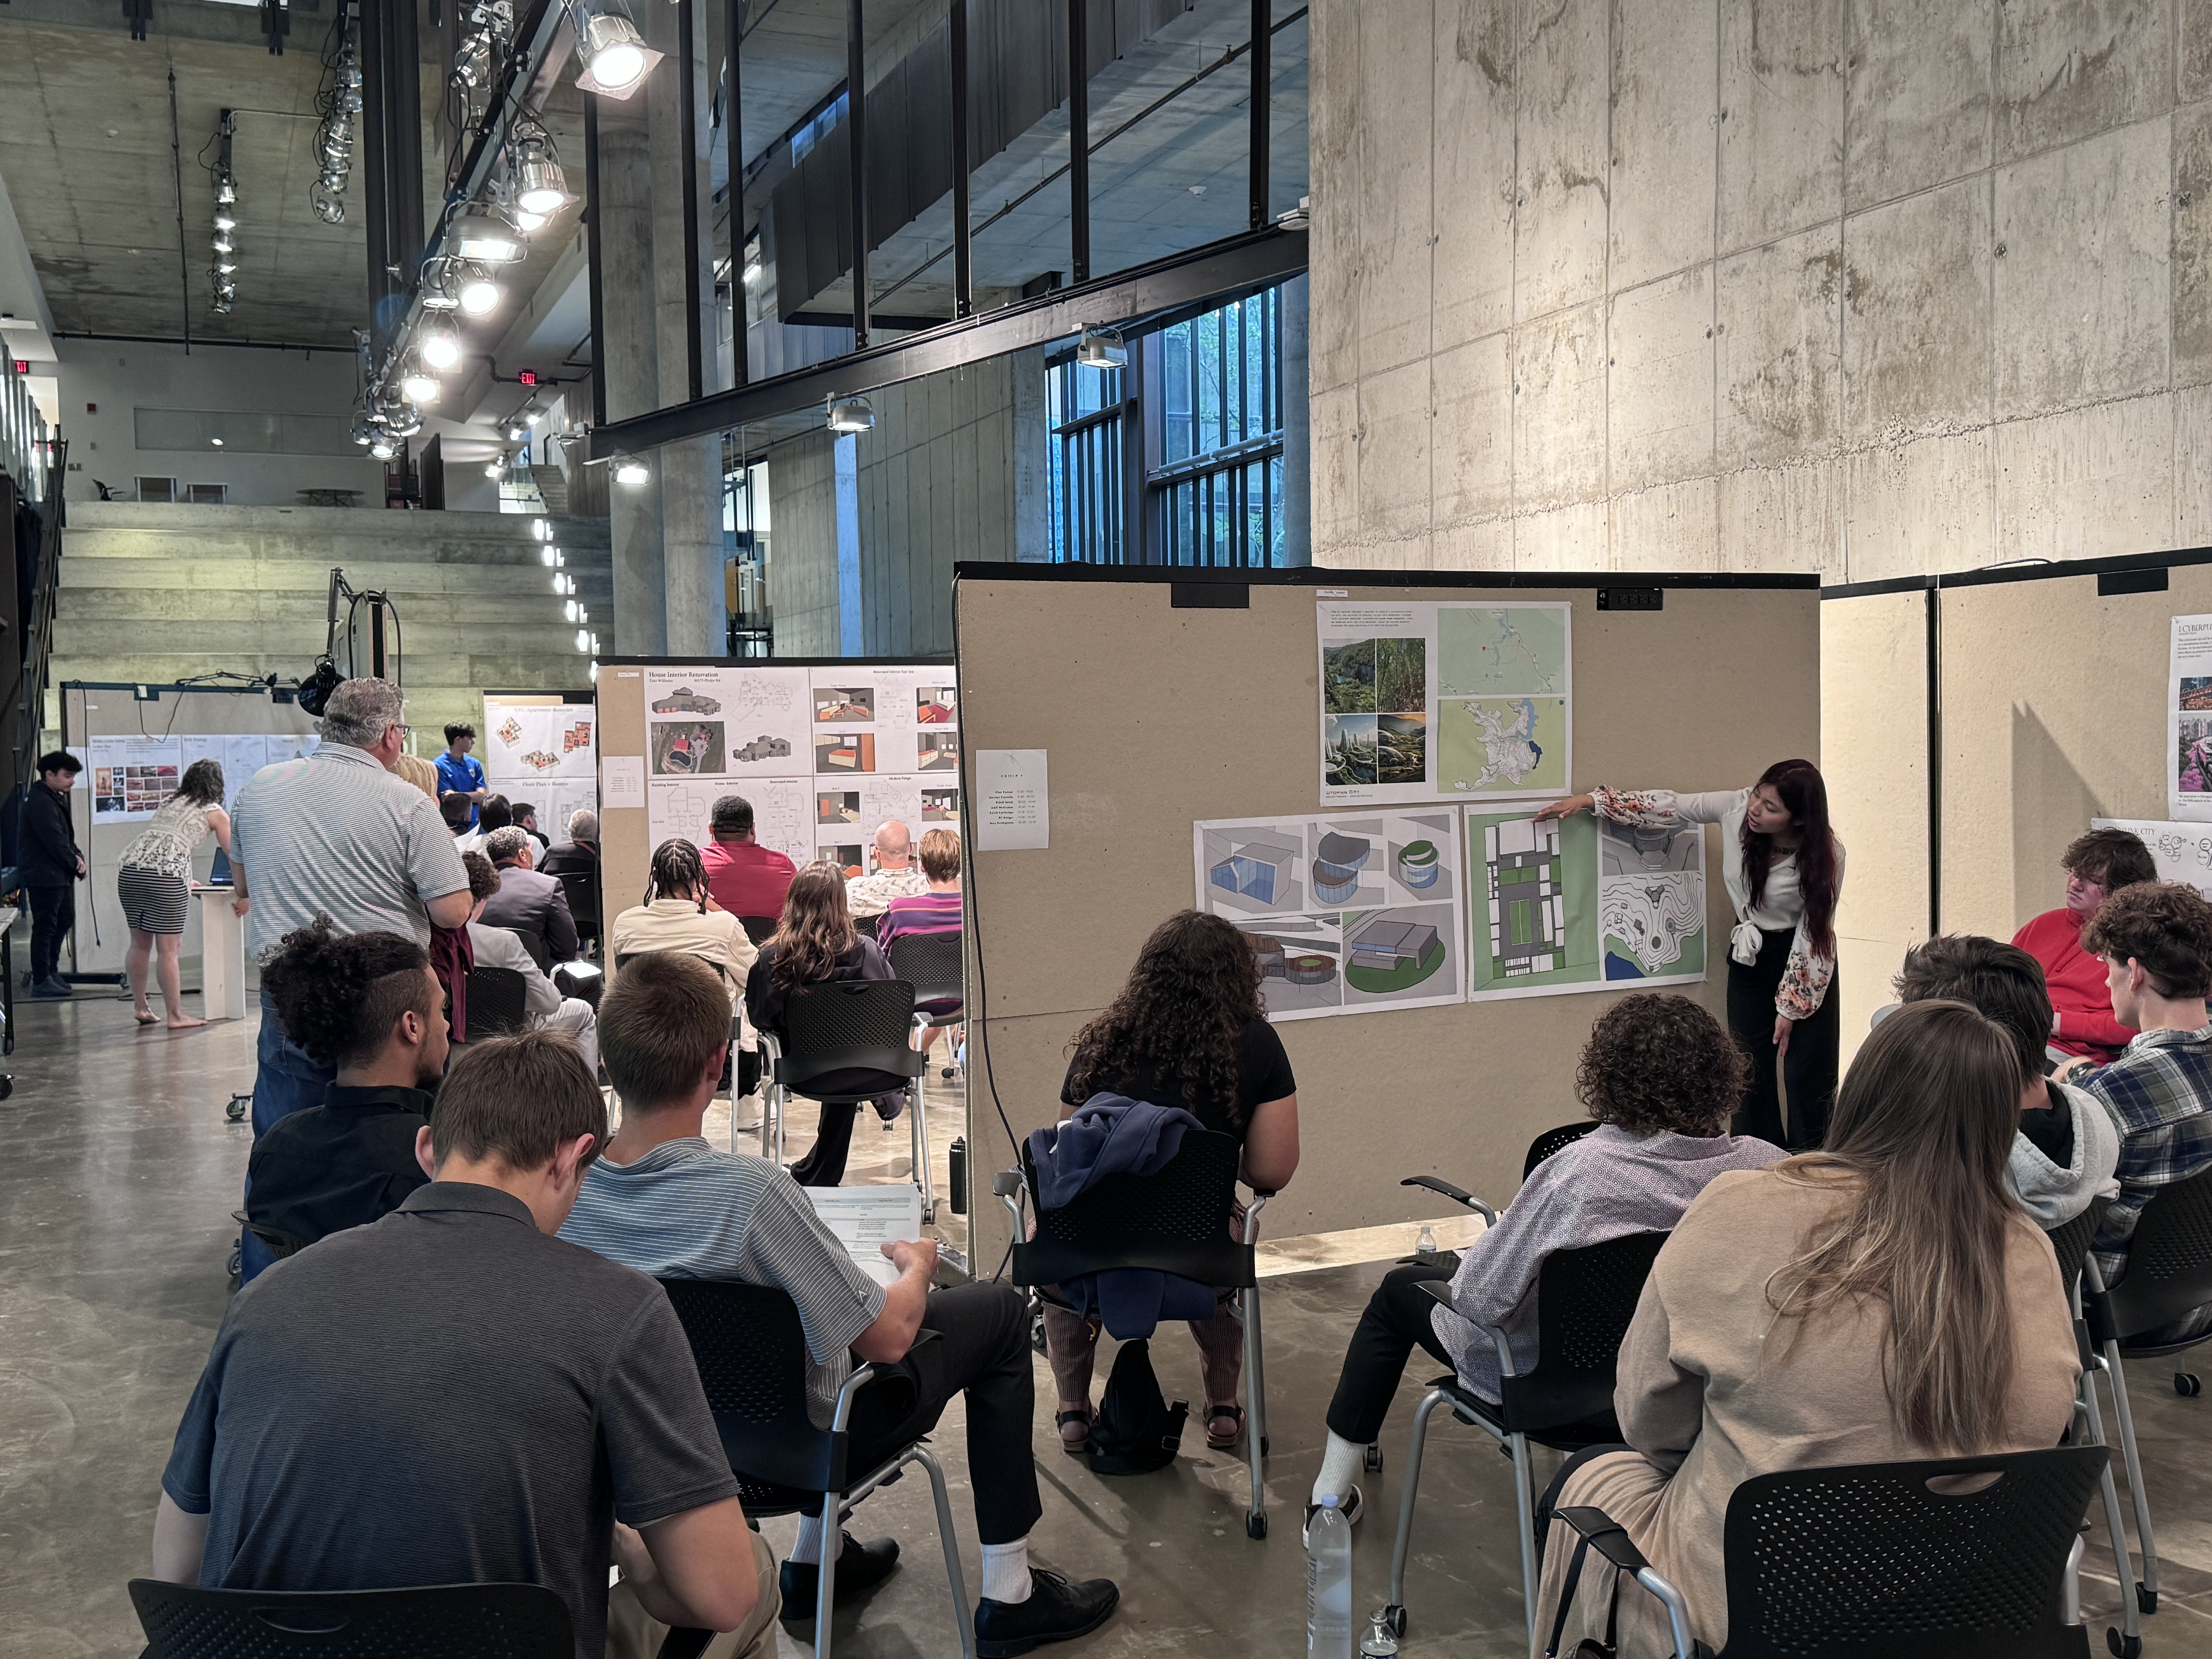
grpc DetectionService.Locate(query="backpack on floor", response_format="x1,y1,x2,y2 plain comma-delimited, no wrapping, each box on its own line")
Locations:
1085,1338,1188,1476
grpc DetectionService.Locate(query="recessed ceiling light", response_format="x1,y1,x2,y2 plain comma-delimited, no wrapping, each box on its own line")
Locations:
210,436,224,446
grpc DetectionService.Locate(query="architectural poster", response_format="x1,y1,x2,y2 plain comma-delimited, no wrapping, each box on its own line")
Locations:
2170,615,2212,821
2093,818,2212,903
1318,598,1572,807
481,697,597,847
90,732,319,823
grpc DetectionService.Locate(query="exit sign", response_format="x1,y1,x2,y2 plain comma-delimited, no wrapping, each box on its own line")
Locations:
10,361,25,375
516,369,538,386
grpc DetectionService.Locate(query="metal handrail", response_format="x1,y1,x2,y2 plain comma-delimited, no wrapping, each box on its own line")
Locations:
13,440,67,792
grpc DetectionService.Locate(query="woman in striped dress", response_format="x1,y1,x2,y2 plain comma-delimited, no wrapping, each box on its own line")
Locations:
117,759,233,1029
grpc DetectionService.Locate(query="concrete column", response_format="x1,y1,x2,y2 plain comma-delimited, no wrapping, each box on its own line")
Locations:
661,433,727,655
764,430,845,656
1011,346,1051,562
595,112,667,655
1278,273,1310,567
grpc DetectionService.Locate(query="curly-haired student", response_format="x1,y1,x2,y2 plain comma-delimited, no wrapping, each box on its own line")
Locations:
1302,993,1784,1540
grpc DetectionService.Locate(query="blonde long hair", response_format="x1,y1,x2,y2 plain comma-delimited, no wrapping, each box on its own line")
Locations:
770,860,859,989
1765,999,2026,1454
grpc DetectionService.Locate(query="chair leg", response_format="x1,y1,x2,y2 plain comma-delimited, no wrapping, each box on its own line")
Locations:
1384,1386,1449,1633
2064,1532,2085,1628
1509,1432,1541,1657
1242,1286,1267,1538
910,1080,934,1222
815,1491,840,1659
2078,1364,2142,1648
912,1444,978,1659
2102,1339,2161,1611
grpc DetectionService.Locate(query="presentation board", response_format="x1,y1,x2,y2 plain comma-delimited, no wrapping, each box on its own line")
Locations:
480,691,596,844
593,657,958,929
955,567,1822,1258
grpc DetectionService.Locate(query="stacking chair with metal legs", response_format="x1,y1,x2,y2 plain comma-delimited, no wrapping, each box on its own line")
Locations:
657,1278,975,1659
461,965,530,1038
2076,1160,2212,1633
1551,1446,2109,1658
129,1580,578,1659
886,929,963,1156
1380,1229,1669,1650
757,980,931,1211
997,1131,1276,1537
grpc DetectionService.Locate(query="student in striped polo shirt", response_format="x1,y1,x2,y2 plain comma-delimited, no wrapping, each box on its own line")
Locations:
878,828,963,955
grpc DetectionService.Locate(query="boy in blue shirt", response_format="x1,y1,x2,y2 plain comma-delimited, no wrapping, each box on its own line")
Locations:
434,721,488,828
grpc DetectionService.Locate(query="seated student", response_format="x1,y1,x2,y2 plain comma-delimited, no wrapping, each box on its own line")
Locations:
842,820,929,921
461,851,601,1075
1044,911,1299,1458
744,862,901,1185
242,919,448,1261
878,827,963,955
483,825,580,963
561,952,1119,1654
1308,994,1783,1537
153,1032,775,1659
1533,1001,2080,1657
2071,881,2212,1325
440,789,477,845
1889,934,2119,1227
2014,827,2158,1066
700,794,797,921
610,838,757,1006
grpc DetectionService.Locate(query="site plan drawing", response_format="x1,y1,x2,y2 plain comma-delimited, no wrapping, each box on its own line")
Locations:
1319,598,1572,805
1465,809,1603,1000
1195,809,1467,1020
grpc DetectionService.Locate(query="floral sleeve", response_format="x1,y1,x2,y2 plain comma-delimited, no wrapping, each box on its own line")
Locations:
1590,785,1682,828
1776,938,1834,1021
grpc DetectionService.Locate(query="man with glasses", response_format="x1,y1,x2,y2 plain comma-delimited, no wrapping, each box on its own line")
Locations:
229,678,471,1276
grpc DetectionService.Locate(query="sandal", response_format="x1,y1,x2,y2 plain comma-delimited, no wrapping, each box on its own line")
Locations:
1205,1403,1243,1451
1056,1408,1092,1455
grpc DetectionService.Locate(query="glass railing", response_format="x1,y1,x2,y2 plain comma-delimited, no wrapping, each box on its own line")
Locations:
0,354,55,505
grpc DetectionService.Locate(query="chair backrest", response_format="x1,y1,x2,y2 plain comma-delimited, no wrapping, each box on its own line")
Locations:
508,926,551,974
1522,1119,1599,1180
1498,1231,1668,1433
778,979,921,1099
852,912,880,939
129,1579,573,1659
553,867,599,926
1714,1446,2107,1659
464,966,530,1037
887,929,963,1010
2042,1198,2107,1298
2104,1159,2212,1339
1012,1127,1254,1289
738,914,777,946
656,1278,843,1496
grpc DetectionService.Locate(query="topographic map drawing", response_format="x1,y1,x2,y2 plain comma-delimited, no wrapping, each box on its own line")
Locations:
1597,819,1707,985
1437,604,1571,797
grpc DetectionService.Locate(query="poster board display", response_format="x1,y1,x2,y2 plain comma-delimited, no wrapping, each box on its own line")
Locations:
956,567,1821,1256
481,692,596,844
87,732,322,823
2093,818,2212,900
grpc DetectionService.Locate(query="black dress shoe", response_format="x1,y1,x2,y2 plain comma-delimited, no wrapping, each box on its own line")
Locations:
777,1533,900,1620
974,1568,1120,1656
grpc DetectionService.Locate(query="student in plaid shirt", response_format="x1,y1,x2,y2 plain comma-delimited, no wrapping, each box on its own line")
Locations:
2068,881,2212,1329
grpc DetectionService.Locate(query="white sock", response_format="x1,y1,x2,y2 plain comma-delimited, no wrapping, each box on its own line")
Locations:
1312,1431,1364,1508
980,1538,1032,1604
790,1516,844,1565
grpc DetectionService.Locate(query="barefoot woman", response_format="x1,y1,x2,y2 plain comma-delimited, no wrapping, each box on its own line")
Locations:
1537,760,1843,1149
117,759,237,1030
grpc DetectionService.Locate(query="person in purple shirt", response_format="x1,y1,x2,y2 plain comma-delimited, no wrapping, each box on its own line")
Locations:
878,827,963,953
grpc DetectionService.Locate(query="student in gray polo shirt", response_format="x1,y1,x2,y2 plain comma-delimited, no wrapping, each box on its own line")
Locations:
153,1032,775,1659
563,952,1120,1658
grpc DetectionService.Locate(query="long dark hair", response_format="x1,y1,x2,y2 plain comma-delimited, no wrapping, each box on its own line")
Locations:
1065,911,1265,1127
644,838,708,908
1768,1000,2025,1453
1743,758,1838,960
175,758,224,807
771,861,858,989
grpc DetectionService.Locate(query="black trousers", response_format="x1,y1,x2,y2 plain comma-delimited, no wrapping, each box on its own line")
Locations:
840,1281,1042,1546
1324,1262,1459,1445
1728,927,1840,1151
788,1092,905,1187
27,882,73,983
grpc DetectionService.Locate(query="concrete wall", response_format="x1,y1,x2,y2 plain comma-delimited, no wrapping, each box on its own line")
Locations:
52,503,612,741
55,340,380,509
766,431,848,656
1309,0,2212,578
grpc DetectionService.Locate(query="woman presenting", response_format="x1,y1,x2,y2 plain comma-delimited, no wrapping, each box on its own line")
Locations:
1537,759,1843,1149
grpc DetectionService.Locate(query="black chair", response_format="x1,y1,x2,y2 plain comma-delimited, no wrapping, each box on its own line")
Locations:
758,980,928,1206
553,868,600,954
1553,1446,2109,1658
1522,1118,1599,1178
508,926,552,974
852,913,881,940
887,930,964,1172
996,1129,1275,1538
2079,1161,2212,1626
552,959,602,1010
463,966,530,1038
1381,1231,1670,1648
738,914,777,947
230,1208,307,1264
129,1580,574,1658
656,1278,975,1659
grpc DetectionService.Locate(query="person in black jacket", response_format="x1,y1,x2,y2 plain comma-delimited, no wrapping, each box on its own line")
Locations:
241,919,450,1279
20,750,86,997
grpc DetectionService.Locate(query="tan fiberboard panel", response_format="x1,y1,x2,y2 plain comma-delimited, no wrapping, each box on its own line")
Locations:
1820,590,1930,1065
596,666,651,928
1938,563,2212,941
957,576,1821,1266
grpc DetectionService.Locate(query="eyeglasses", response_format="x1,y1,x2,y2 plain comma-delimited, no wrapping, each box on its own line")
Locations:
391,723,413,738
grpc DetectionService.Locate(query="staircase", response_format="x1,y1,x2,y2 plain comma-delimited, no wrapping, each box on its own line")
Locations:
49,503,614,741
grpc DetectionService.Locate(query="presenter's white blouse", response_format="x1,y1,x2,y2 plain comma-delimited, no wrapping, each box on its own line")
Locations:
1591,785,1842,1022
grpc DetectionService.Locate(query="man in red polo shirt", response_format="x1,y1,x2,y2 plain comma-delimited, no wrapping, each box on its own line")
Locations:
700,795,797,924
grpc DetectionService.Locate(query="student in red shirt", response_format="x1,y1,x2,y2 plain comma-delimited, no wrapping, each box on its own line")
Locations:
698,795,797,925
2013,826,2158,1065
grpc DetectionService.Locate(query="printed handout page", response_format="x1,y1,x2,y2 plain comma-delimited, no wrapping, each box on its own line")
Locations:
2171,616,2212,820
975,749,1049,851
601,754,646,810
802,1185,924,1287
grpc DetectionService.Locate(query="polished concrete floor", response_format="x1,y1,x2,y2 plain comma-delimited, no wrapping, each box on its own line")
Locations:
11,991,2212,1656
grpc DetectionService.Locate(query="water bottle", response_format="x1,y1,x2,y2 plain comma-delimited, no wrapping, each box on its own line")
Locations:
1360,1613,1400,1657
1413,1224,1439,1261
1307,1494,1353,1658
